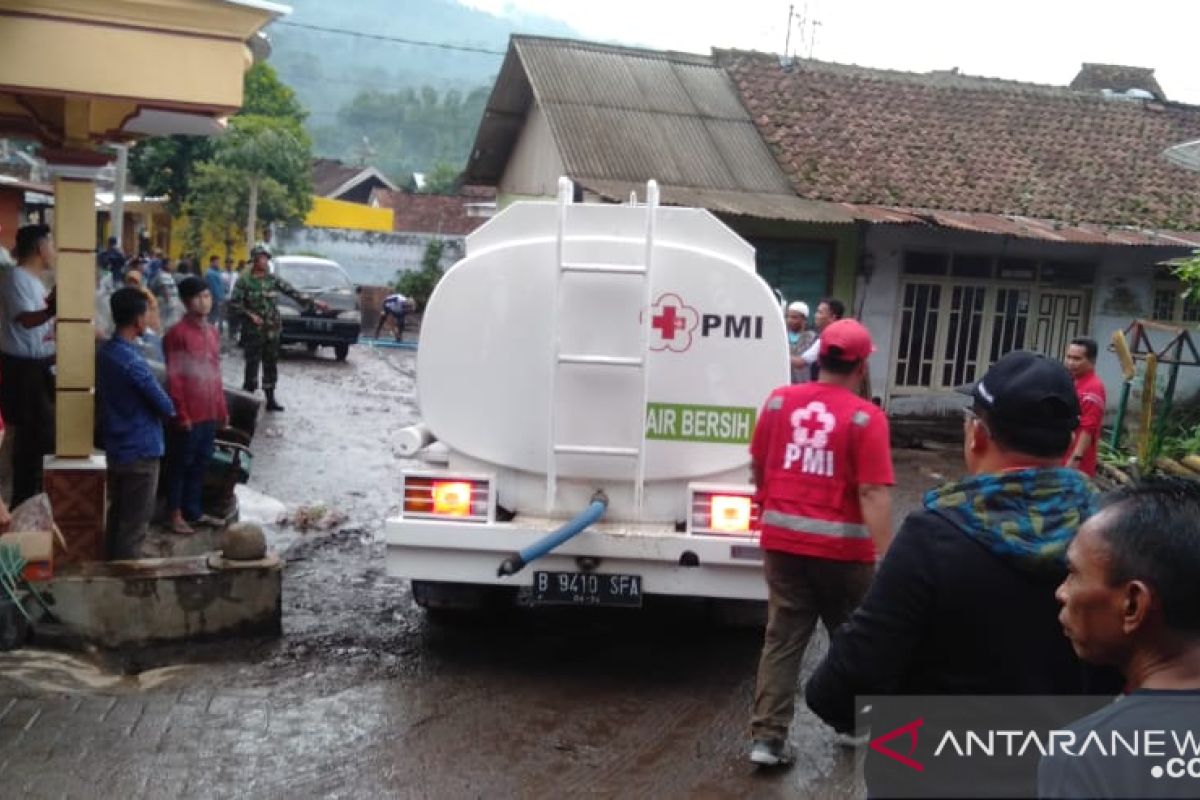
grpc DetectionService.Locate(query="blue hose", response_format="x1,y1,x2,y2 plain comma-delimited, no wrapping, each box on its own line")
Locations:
497,492,608,577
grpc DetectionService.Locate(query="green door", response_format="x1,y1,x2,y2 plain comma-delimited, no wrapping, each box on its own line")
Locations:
752,240,833,309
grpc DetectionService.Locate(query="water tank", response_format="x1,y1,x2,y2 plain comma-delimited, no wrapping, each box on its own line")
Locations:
416,191,789,483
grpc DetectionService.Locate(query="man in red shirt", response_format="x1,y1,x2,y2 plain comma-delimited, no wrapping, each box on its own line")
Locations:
748,319,894,767
1064,337,1106,476
163,277,228,534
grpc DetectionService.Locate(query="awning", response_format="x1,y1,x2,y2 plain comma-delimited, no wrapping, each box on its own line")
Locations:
840,204,1200,248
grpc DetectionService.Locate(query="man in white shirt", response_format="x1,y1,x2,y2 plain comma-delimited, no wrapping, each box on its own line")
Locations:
796,298,845,381
0,224,58,505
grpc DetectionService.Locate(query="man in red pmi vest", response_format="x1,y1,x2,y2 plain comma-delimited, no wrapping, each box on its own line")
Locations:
747,318,895,767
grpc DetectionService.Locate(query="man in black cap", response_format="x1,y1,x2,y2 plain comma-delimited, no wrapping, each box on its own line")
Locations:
806,352,1117,751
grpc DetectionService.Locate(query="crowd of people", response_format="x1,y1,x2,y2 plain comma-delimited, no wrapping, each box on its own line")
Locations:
0,225,320,559
748,298,1194,800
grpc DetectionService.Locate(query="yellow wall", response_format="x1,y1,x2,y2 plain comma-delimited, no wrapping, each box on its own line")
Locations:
305,196,393,232
167,215,249,264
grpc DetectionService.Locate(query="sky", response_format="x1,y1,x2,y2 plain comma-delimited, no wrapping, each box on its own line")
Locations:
458,0,1200,104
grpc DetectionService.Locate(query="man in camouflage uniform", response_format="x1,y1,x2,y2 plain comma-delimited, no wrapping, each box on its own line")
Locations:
227,248,320,412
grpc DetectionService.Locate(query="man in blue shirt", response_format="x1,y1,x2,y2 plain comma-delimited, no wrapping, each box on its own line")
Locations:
98,287,176,559
204,254,227,335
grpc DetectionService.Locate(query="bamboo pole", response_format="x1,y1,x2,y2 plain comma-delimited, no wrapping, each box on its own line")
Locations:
1137,354,1157,466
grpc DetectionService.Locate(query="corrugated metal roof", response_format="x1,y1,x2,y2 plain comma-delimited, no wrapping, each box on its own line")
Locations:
581,179,854,224
841,204,1200,247
466,36,796,202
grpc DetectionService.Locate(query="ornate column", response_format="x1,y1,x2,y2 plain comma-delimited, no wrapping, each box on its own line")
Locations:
42,147,109,563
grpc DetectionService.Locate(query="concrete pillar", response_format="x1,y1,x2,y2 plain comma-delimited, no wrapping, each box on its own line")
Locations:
43,151,108,563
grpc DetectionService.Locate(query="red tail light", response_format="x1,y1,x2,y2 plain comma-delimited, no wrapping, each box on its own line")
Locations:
402,474,492,522
710,494,753,533
688,484,760,535
432,481,473,516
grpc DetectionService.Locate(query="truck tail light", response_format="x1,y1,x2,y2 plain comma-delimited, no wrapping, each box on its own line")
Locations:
432,481,473,516
710,494,753,533
688,484,760,535
402,474,492,522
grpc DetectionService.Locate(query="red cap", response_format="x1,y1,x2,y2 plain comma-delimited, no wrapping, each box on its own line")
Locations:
819,319,875,361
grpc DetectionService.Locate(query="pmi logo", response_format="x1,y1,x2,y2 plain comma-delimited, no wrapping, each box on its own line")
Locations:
871,718,926,772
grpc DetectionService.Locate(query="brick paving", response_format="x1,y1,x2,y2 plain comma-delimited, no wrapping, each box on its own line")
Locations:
0,683,403,798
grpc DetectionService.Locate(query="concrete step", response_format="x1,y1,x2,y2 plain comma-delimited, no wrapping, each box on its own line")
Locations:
34,555,281,649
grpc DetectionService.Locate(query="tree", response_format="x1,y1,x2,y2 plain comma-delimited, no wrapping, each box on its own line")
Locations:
314,84,490,181
241,62,307,125
128,62,308,221
128,136,214,215
1171,250,1200,301
214,115,312,245
421,162,460,195
395,239,446,310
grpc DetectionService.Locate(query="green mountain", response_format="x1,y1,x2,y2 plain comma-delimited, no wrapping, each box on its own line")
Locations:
266,0,576,182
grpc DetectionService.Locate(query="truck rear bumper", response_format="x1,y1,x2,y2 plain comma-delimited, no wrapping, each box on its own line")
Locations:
384,517,767,601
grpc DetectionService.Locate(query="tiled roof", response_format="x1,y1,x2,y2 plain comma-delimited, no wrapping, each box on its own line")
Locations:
718,51,1200,229
1070,63,1164,101
311,158,397,201
312,158,362,197
370,189,492,236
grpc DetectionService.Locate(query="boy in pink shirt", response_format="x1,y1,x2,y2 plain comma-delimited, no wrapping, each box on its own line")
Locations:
163,277,228,534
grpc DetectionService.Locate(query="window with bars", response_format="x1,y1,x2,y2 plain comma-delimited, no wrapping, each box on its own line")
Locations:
892,252,1093,392
1151,284,1200,323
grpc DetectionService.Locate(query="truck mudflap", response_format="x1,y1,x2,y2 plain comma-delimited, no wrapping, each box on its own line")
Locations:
384,518,767,602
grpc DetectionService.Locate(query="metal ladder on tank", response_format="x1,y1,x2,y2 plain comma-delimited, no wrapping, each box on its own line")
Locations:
545,177,658,512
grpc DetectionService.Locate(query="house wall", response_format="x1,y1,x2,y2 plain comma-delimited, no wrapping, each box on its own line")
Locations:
860,224,1194,414
305,196,394,232
498,103,565,199
274,225,465,288
727,217,860,307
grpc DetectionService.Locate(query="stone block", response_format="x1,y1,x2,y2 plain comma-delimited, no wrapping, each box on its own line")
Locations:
55,252,96,321
54,321,95,388
51,178,95,251
54,391,94,457
42,455,106,564
38,555,282,648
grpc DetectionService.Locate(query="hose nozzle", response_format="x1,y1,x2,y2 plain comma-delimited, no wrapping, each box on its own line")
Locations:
497,554,526,577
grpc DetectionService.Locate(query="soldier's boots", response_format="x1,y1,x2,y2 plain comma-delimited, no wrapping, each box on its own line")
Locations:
265,389,285,412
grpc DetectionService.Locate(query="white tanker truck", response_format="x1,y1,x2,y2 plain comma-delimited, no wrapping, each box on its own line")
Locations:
385,179,789,611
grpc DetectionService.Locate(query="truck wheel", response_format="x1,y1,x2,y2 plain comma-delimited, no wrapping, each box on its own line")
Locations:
306,343,319,354
334,343,349,361
710,598,767,628
411,580,514,624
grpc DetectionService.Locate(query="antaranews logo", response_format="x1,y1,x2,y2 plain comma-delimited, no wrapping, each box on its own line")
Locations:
870,718,925,772
857,695,1200,799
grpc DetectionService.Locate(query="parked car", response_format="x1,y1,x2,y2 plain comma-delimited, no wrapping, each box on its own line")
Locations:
271,255,361,361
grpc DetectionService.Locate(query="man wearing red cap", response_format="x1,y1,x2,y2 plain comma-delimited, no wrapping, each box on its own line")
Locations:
747,318,895,767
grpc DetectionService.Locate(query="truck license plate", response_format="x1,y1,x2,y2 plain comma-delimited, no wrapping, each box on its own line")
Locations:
306,319,333,332
532,571,642,608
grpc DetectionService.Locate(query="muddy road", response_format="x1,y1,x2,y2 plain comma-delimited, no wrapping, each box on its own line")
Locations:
0,342,962,798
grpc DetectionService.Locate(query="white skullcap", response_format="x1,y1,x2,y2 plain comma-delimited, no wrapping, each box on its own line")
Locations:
787,301,810,316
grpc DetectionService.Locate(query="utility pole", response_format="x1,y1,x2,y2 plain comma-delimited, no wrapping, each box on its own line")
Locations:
783,4,794,58
245,174,259,259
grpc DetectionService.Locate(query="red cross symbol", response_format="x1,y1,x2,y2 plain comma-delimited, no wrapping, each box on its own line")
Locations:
652,305,686,340
791,401,836,449
798,413,827,441
644,292,699,353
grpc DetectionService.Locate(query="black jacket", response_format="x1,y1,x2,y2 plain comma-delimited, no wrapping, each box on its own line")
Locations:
805,487,1121,734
